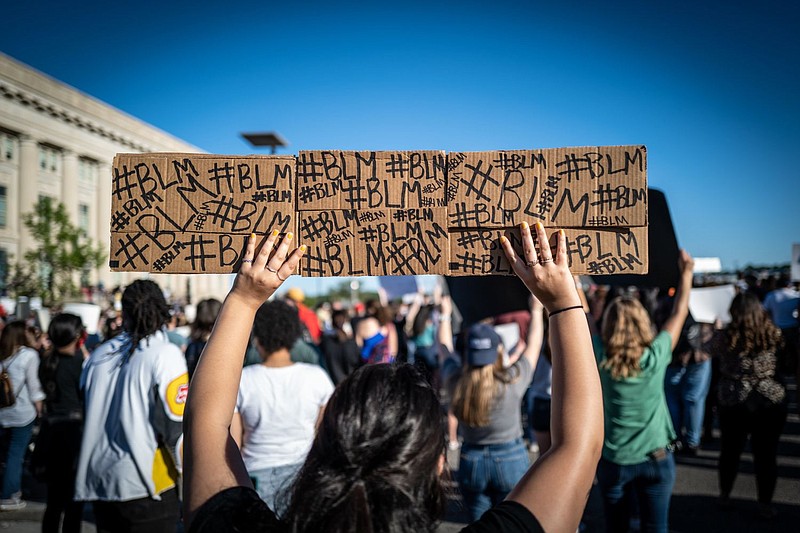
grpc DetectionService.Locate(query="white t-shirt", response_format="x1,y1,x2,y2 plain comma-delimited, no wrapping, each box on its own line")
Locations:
236,363,334,471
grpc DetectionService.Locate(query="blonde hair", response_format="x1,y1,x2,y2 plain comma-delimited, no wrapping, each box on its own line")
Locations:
451,349,517,427
600,297,655,380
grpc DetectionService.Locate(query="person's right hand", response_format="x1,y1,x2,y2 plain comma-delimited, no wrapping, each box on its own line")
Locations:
230,231,305,310
678,249,695,276
500,222,582,314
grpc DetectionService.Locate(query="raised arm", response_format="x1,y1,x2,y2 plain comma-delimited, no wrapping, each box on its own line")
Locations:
661,250,695,350
500,222,603,533
520,296,544,368
183,231,304,526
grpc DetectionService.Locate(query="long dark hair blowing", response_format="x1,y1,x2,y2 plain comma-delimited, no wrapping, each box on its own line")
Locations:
121,280,170,359
283,363,446,533
726,292,783,354
40,313,84,401
0,320,30,360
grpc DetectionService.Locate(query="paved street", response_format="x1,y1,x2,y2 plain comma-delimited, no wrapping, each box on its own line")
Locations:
2,382,798,532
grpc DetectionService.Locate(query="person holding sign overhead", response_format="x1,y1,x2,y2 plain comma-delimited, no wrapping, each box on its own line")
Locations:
183,223,603,533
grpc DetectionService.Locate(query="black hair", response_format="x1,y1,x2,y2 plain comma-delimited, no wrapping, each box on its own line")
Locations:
121,280,170,359
190,298,222,342
0,320,30,360
40,313,84,402
283,363,446,533
252,300,303,357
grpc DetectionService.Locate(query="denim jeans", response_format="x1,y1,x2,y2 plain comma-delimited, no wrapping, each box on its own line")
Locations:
250,462,302,516
1,421,35,499
457,438,530,522
665,359,712,448
596,453,676,533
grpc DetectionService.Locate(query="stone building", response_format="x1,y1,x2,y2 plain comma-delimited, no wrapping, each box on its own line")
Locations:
0,51,232,304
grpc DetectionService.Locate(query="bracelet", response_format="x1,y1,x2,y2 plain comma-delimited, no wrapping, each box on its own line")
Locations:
548,305,584,318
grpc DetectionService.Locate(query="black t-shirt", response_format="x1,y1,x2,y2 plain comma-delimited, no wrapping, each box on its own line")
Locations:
188,486,544,533
47,352,84,416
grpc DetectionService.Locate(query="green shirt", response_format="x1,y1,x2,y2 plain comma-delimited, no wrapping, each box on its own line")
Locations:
594,331,676,465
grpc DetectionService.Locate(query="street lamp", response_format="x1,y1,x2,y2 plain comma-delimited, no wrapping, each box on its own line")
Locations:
240,131,289,154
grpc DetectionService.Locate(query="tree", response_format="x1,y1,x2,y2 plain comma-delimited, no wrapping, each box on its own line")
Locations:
13,197,106,305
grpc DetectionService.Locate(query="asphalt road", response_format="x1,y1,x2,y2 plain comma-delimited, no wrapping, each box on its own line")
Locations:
3,383,798,533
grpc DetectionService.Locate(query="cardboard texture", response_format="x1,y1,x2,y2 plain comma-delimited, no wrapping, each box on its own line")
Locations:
296,208,449,276
448,146,646,229
448,226,648,276
109,146,648,276
296,151,448,211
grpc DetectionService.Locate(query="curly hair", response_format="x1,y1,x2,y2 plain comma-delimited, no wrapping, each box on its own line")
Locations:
121,280,171,359
252,300,303,357
726,292,783,354
283,363,446,533
600,296,656,380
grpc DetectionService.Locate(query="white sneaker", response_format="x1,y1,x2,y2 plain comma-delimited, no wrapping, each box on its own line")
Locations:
0,497,27,511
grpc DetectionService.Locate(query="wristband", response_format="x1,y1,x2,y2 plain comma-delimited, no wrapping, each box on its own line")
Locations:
548,305,584,318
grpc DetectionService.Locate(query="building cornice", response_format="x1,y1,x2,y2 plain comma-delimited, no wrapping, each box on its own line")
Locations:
0,51,204,154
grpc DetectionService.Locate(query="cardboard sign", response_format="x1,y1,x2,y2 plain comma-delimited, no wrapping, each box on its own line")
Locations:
448,146,646,228
109,153,294,272
110,146,648,276
448,227,647,276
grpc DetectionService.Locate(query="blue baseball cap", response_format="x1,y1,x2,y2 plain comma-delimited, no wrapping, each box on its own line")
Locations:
466,323,502,367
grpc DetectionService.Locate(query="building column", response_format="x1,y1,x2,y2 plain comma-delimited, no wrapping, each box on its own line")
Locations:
96,162,113,290
17,135,39,255
61,150,79,223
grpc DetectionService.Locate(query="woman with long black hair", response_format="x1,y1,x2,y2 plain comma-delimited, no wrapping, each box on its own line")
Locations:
38,313,87,533
184,224,603,533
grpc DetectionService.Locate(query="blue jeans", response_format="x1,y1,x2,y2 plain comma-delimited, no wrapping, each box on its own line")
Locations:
665,360,712,447
596,453,676,533
1,421,35,499
250,462,302,516
457,438,530,522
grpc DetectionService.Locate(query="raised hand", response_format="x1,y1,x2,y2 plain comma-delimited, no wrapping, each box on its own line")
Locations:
499,222,581,314
231,231,306,309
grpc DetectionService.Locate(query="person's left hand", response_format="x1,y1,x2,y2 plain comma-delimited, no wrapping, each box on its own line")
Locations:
231,230,305,309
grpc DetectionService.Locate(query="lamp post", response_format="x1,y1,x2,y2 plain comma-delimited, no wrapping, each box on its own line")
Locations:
240,132,289,154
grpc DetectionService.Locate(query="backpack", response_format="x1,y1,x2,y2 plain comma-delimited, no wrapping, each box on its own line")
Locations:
0,357,17,408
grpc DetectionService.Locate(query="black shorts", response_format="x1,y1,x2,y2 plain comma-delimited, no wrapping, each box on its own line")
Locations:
531,397,551,432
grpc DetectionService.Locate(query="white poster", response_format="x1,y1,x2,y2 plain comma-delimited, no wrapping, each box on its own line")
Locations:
62,302,103,335
689,285,736,325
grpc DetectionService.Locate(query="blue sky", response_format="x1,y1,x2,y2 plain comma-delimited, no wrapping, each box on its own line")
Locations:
2,1,798,295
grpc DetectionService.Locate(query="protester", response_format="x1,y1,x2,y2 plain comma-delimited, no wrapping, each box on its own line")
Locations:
184,223,603,533
593,250,694,533
37,313,87,533
762,274,799,378
406,291,440,378
665,318,714,455
0,320,45,511
319,309,362,384
185,298,222,378
708,292,787,519
230,299,334,513
442,292,543,521
74,280,189,532
354,307,395,364
284,287,322,344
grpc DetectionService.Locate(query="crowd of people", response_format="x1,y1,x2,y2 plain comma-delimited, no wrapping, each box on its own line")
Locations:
0,224,796,532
